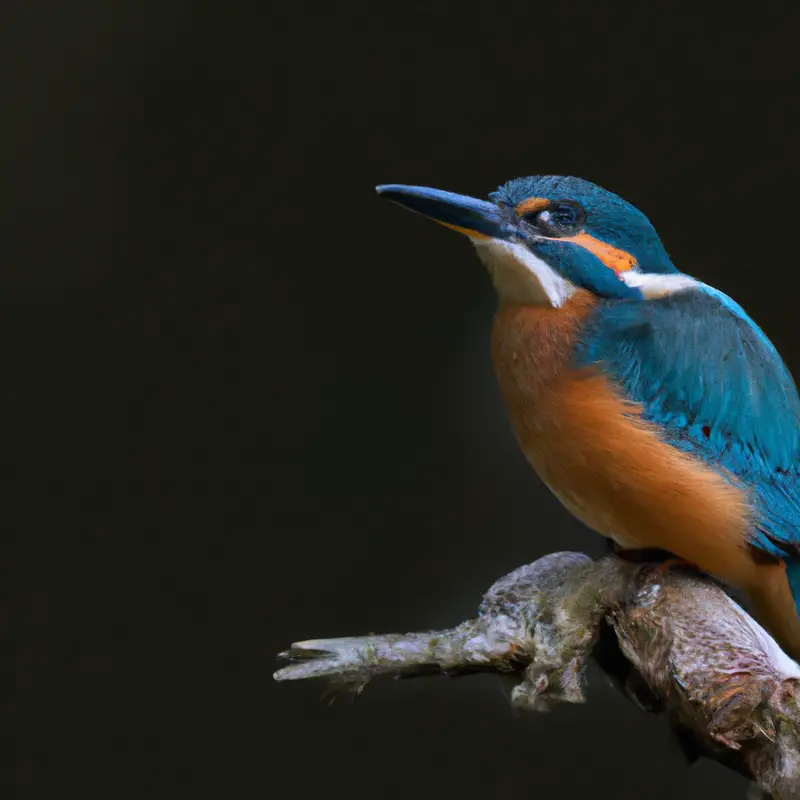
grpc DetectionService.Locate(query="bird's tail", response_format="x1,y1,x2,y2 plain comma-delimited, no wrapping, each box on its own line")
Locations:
747,560,800,666
786,558,800,612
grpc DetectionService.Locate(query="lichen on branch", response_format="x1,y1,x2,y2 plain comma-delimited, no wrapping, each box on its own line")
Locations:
275,553,800,798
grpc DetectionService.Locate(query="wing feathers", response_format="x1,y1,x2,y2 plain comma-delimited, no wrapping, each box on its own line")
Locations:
578,285,800,557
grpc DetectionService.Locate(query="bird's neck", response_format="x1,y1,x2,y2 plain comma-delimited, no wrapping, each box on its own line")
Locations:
492,292,597,414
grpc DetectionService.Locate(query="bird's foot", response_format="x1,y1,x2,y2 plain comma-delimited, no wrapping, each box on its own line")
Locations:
606,542,699,577
608,542,676,564
654,557,695,575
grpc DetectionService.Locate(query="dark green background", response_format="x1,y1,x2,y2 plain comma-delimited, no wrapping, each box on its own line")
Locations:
7,1,795,797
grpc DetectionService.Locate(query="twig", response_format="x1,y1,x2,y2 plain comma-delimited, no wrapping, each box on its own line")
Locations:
274,552,800,798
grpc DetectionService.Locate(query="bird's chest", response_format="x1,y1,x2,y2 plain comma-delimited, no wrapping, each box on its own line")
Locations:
491,302,585,425
489,299,750,559
490,297,641,542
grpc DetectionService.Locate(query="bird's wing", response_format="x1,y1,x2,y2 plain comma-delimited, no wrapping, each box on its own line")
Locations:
578,284,800,558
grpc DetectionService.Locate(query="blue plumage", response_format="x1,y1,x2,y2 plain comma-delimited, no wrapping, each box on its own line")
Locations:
533,238,642,300
578,286,800,562
377,174,800,650
490,176,678,275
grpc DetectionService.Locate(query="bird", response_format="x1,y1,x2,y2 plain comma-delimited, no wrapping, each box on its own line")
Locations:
376,176,800,663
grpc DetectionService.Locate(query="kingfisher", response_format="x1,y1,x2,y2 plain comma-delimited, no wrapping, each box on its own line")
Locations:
376,176,800,662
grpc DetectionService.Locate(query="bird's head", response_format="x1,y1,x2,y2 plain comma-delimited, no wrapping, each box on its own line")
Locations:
377,176,687,306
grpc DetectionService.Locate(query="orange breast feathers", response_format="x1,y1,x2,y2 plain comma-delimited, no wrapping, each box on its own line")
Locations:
490,293,764,592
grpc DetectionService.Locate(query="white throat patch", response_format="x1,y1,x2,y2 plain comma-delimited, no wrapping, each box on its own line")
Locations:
471,238,575,307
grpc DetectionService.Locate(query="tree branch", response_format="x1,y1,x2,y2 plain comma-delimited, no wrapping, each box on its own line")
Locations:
274,552,800,798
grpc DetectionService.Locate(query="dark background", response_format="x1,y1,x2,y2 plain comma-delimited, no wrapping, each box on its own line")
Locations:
7,1,796,797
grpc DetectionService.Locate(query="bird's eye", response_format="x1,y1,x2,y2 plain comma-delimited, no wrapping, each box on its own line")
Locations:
523,202,585,237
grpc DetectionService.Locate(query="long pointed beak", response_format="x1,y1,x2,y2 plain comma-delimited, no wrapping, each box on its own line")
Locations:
376,184,521,241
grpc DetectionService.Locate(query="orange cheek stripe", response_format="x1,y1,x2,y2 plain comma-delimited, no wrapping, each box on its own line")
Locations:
563,233,637,274
515,197,550,216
